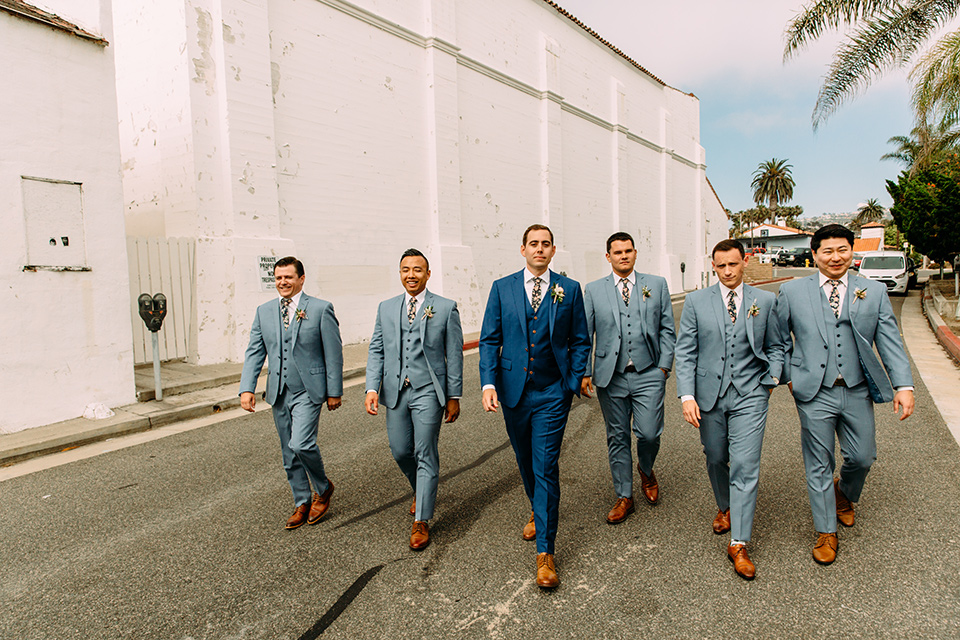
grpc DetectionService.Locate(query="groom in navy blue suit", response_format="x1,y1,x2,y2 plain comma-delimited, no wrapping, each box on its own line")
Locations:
480,224,590,589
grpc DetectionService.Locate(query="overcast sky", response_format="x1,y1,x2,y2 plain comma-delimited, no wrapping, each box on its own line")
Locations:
553,0,917,217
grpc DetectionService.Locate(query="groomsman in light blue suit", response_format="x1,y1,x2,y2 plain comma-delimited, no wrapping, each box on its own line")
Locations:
582,232,675,524
675,239,784,580
239,257,343,530
776,224,914,566
365,249,464,551
480,224,591,589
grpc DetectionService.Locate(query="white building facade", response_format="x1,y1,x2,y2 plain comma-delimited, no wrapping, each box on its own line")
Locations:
114,0,727,362
0,0,135,433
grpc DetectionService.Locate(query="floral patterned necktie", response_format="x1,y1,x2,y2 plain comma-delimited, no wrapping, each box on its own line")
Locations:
828,280,841,318
281,297,292,329
531,277,542,312
408,297,417,324
620,278,630,305
727,290,737,323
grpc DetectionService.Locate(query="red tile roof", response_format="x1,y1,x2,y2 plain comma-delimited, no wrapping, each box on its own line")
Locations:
861,222,885,228
853,238,882,252
0,0,107,45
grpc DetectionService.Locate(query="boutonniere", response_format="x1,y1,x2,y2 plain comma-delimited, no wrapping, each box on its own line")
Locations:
748,301,760,317
641,286,652,300
551,283,565,303
422,305,434,319
854,288,866,301
295,309,307,322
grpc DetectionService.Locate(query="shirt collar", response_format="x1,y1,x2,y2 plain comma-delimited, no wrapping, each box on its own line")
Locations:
524,268,550,287
818,272,849,288
719,281,743,300
612,271,635,287
279,291,303,310
404,289,427,307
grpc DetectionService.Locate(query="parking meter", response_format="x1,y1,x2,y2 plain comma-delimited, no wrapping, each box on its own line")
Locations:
137,293,168,400
680,262,686,291
138,293,168,333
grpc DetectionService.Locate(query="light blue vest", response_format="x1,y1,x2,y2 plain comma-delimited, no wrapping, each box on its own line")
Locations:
820,291,864,387
719,311,764,397
280,306,304,393
400,307,432,390
615,286,653,373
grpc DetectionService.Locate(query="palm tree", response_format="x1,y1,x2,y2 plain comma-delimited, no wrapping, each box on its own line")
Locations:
881,117,960,174
854,198,886,230
783,1,960,128
751,159,795,218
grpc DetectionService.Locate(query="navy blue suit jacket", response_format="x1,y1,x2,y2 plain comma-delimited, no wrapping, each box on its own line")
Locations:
479,269,590,409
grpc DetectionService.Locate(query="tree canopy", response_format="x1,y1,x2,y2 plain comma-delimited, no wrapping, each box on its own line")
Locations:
886,157,960,262
751,159,796,210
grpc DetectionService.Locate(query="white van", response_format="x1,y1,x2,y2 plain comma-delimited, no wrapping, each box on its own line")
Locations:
856,251,913,295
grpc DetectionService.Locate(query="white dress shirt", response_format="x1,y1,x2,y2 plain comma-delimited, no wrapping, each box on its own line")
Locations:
613,271,635,301
524,268,551,307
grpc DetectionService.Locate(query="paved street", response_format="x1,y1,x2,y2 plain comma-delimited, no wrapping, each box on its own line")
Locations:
2,285,959,639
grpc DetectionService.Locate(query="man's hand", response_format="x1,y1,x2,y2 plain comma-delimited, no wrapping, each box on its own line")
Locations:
444,398,461,423
482,388,499,413
682,398,701,428
327,396,342,411
240,391,256,413
893,389,915,421
581,376,594,398
364,391,379,416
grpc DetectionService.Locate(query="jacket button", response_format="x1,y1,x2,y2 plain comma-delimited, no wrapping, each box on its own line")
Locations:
821,364,825,368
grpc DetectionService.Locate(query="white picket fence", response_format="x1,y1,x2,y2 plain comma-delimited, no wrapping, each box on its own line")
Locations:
127,237,196,365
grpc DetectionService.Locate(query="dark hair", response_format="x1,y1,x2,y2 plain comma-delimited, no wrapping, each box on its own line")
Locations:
399,248,429,270
274,256,304,277
522,224,554,245
811,224,854,252
712,239,745,259
606,232,635,253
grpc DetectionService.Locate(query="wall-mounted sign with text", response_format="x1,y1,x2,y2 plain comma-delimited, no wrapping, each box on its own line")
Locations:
258,256,278,291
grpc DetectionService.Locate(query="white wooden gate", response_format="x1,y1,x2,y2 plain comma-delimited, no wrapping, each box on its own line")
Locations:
127,237,196,364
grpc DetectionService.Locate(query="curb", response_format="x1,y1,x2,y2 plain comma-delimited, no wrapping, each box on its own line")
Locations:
923,285,960,365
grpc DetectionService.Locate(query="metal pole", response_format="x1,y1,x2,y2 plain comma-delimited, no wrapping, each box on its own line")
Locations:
152,332,163,401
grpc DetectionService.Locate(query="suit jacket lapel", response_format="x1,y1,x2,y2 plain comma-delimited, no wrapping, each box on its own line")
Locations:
710,285,727,340
274,298,283,348
393,294,404,353
807,276,828,342
548,270,558,335
635,272,647,328
846,274,859,325
743,284,757,354
604,274,621,333
419,291,433,343
291,294,307,348
510,271,529,345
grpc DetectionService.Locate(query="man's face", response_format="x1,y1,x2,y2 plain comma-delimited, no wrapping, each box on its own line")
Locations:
521,230,556,273
399,255,430,296
813,237,853,279
606,240,637,276
712,248,747,289
274,264,305,299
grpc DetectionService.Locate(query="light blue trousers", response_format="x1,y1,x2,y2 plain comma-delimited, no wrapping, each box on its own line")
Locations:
272,387,329,506
386,384,444,521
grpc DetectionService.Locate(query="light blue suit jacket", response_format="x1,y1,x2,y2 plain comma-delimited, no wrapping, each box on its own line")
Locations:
583,272,676,387
239,293,344,405
675,284,784,411
775,274,912,403
365,290,464,409
479,270,591,409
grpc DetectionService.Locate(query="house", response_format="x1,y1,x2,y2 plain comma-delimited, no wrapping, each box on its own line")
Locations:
738,222,813,253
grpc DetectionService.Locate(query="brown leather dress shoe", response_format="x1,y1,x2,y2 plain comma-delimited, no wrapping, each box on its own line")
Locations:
409,499,416,516
606,497,635,524
812,532,838,565
536,552,559,588
727,544,756,580
713,509,731,535
285,504,309,530
307,480,334,525
522,511,536,541
638,467,659,504
410,521,430,550
834,479,855,527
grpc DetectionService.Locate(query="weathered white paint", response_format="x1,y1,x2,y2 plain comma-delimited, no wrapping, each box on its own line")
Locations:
0,1,136,433
113,0,726,363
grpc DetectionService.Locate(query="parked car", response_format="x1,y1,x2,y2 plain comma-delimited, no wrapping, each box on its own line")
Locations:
857,251,915,295
776,248,813,267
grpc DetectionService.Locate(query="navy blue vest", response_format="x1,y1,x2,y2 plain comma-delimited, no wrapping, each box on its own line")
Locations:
525,299,560,390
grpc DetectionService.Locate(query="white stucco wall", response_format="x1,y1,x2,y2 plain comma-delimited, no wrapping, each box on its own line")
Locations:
113,0,724,363
0,1,136,433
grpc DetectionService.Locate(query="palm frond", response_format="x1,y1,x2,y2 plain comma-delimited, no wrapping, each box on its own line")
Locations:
912,29,960,119
784,0,903,60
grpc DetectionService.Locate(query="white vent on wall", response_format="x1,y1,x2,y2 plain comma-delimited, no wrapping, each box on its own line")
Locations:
21,176,89,271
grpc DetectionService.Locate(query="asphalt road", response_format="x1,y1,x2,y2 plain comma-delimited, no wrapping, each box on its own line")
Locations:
2,284,959,640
